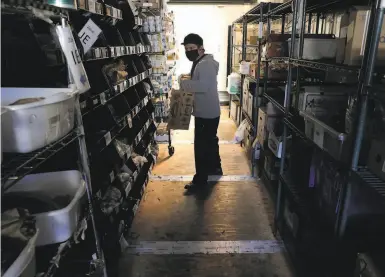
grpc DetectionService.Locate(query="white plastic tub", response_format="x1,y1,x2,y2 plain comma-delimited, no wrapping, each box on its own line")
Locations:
3,230,38,277
5,170,86,246
1,88,77,153
288,38,337,60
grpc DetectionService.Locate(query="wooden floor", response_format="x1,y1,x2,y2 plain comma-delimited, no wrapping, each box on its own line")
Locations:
119,107,294,277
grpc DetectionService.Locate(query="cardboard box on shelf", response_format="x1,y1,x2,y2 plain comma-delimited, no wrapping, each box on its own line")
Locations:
343,6,385,66
249,36,259,45
257,107,282,146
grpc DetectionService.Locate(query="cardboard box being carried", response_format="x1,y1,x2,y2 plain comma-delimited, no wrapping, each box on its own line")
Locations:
342,6,385,66
167,88,194,130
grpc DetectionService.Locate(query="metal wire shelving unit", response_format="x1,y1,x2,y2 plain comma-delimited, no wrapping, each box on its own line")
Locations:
1,0,158,275
228,0,385,276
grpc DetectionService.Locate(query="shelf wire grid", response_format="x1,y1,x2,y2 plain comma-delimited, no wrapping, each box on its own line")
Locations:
1,129,81,191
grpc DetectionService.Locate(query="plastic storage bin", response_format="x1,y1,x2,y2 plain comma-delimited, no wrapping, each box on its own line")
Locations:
5,170,86,246
300,111,348,162
3,230,38,277
296,86,350,116
1,88,76,153
288,38,337,60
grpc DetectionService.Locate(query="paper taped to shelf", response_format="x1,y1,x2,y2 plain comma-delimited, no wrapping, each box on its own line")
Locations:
78,19,102,54
56,25,90,94
167,89,193,130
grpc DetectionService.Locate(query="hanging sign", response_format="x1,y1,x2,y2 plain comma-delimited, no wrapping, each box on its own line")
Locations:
56,25,91,94
78,19,102,54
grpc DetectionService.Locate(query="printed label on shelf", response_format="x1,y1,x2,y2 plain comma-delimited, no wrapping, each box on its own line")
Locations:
104,131,112,146
127,115,133,128
93,98,99,105
116,46,121,56
109,171,115,183
56,25,90,94
110,47,116,57
136,105,140,114
114,85,118,93
100,92,106,104
94,48,101,58
313,125,324,148
78,19,102,54
125,182,132,197
80,101,87,109
119,82,125,92
101,47,108,57
133,202,139,215
88,0,96,13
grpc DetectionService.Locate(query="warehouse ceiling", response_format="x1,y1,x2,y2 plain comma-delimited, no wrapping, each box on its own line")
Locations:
168,0,253,5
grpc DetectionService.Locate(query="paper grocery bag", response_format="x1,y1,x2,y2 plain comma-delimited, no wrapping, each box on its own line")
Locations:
167,89,194,130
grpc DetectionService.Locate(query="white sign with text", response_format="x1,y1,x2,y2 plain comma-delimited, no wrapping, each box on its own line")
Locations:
78,19,102,54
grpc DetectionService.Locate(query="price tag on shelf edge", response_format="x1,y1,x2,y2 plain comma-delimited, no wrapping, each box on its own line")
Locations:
126,115,133,128
119,82,125,92
140,186,145,197
88,0,96,13
110,47,116,57
313,125,324,148
104,131,112,146
80,101,87,109
109,171,115,183
94,48,101,58
100,92,106,104
101,47,108,58
116,46,121,56
93,98,99,105
133,203,139,215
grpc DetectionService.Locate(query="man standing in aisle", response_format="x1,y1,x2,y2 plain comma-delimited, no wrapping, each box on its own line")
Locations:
179,33,222,192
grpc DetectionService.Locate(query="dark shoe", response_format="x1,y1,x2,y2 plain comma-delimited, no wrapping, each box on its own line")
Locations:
208,168,223,176
184,182,206,191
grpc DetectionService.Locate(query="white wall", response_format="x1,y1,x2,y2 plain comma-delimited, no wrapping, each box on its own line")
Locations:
170,4,252,91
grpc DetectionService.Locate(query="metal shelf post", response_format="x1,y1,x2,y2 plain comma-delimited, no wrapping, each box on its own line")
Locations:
274,0,302,233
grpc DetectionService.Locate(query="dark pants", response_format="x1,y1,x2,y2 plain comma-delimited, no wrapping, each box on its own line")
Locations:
192,116,221,184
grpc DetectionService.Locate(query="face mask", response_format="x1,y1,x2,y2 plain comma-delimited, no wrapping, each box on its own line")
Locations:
185,49,199,61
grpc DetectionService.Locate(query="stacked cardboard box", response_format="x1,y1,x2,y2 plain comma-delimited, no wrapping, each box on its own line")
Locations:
341,6,385,65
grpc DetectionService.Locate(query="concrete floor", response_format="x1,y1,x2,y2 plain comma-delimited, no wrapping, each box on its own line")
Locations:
119,108,294,277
